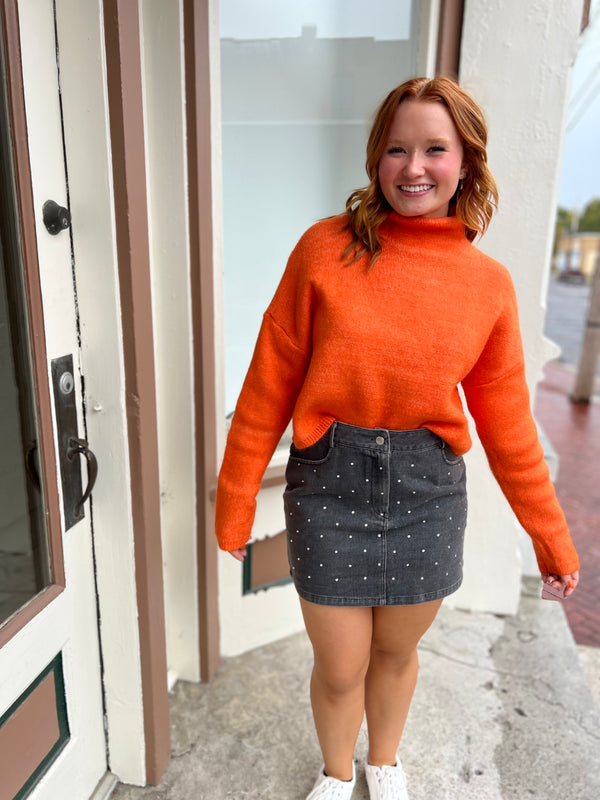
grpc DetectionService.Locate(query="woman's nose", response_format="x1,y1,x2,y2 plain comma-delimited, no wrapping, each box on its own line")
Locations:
404,153,425,178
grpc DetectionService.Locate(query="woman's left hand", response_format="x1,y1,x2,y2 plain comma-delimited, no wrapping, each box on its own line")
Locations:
542,570,580,598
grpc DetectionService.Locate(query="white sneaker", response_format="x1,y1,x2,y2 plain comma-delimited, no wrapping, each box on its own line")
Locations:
305,763,356,800
364,757,409,800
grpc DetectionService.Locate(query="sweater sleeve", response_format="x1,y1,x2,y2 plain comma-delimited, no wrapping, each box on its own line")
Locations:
214,236,315,551
462,281,579,576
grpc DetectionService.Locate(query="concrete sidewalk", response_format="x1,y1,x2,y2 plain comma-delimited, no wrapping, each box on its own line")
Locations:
112,578,600,800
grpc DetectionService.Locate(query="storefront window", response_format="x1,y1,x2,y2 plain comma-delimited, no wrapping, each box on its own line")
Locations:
220,0,420,432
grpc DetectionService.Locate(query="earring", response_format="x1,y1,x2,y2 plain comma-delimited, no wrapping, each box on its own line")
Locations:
459,178,464,192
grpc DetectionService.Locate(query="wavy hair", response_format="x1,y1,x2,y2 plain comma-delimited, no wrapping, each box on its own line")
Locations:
343,77,499,266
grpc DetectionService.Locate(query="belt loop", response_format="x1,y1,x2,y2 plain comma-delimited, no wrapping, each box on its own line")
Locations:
329,422,337,447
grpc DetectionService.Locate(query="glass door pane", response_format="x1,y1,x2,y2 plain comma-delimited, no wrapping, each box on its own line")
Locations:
0,38,51,626
221,0,420,434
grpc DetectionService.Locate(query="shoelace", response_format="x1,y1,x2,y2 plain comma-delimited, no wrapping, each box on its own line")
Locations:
308,775,353,799
373,764,407,800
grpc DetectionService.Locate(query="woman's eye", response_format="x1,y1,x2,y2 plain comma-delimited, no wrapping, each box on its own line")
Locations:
428,146,446,153
387,146,405,155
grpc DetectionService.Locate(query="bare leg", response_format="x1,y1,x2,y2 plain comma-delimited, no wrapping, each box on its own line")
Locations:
365,600,443,767
300,598,373,781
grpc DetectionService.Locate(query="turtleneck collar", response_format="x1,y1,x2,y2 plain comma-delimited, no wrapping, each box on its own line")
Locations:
380,212,469,245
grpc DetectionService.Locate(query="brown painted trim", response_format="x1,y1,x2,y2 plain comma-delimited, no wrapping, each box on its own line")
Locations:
183,0,221,682
102,0,170,784
0,672,59,798
248,532,289,592
0,652,69,799
0,0,65,647
436,0,465,79
581,0,591,32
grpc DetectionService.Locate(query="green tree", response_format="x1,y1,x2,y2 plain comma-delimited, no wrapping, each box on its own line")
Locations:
553,206,575,255
579,198,600,232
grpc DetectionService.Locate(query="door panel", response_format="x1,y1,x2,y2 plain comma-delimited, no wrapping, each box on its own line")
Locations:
0,1,106,797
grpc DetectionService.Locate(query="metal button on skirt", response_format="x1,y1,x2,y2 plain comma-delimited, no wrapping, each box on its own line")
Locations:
284,422,467,606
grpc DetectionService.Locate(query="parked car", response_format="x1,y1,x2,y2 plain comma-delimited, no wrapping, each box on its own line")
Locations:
558,269,587,285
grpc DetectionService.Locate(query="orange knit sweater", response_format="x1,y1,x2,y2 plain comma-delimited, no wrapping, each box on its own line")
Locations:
215,213,579,575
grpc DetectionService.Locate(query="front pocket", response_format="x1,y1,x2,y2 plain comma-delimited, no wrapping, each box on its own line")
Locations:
440,440,464,466
433,440,466,487
289,430,333,465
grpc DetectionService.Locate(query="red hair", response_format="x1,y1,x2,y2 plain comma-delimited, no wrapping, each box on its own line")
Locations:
344,77,499,265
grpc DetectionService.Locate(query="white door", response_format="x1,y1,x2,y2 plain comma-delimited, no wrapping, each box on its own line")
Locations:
0,1,106,797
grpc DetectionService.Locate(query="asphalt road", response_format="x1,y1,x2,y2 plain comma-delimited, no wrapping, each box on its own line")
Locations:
544,278,599,375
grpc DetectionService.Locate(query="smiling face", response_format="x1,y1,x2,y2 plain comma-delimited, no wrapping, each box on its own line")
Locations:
378,100,466,219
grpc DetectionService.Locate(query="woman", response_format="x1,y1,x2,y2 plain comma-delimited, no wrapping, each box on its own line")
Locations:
215,77,580,800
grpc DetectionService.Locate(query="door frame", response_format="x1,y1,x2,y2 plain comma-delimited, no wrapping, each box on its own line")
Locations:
102,0,170,781
183,0,222,682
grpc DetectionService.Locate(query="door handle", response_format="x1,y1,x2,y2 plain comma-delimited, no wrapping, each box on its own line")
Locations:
24,440,41,491
67,437,98,518
51,354,93,529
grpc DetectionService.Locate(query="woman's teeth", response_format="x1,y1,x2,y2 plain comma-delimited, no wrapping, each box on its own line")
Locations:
400,184,434,192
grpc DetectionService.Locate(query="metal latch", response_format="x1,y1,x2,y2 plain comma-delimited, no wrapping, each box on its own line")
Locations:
51,355,98,530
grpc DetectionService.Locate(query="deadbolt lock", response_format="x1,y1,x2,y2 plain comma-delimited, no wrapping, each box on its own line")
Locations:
43,199,71,235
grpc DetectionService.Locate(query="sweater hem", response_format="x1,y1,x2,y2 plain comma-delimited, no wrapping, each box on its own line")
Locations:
295,415,337,448
218,535,251,552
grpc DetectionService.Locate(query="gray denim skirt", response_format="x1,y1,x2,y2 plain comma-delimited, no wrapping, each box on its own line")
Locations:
284,422,467,606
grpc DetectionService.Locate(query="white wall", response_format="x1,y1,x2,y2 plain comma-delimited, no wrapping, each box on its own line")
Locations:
219,486,304,657
448,0,582,613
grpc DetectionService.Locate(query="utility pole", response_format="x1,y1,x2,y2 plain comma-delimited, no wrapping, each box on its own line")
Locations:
572,249,600,402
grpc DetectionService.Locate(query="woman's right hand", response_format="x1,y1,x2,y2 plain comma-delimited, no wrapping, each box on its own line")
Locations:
542,570,579,598
229,547,247,562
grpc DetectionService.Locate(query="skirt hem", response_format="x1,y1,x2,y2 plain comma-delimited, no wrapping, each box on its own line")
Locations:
294,576,463,607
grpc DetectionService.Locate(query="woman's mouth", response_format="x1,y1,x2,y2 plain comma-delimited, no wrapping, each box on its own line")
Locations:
399,184,434,193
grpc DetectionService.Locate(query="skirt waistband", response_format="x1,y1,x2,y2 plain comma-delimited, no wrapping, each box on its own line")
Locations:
330,422,442,453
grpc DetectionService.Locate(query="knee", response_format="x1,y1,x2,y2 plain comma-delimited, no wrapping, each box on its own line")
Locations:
313,656,369,696
369,642,418,673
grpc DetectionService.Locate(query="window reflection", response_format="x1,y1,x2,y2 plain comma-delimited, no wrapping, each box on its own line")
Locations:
221,0,419,419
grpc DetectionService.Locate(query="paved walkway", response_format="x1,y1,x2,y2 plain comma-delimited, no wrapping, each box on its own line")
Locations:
534,361,600,646
536,277,599,646
111,580,600,800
